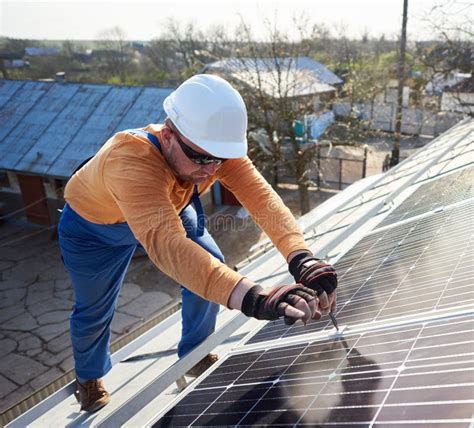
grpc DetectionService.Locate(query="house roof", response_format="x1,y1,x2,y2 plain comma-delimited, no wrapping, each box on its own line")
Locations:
24,47,60,57
425,72,471,95
444,76,474,93
231,68,335,98
203,56,342,98
0,80,173,178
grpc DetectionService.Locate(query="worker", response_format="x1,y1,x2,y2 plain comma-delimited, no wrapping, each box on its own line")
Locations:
58,74,338,413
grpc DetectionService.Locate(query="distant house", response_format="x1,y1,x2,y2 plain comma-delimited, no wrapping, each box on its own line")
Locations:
0,51,28,70
73,49,93,63
441,76,474,115
4,59,29,69
0,80,173,225
24,47,60,57
89,49,127,60
425,72,471,96
201,56,343,110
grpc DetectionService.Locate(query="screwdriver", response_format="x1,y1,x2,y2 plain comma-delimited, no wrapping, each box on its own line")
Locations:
329,312,339,331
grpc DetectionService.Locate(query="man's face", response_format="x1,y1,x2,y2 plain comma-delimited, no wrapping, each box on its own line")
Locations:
164,126,223,184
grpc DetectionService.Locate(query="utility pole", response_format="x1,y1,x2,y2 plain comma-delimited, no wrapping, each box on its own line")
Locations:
391,0,408,166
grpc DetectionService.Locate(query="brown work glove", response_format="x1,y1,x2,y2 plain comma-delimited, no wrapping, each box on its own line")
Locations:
289,252,338,315
241,284,318,325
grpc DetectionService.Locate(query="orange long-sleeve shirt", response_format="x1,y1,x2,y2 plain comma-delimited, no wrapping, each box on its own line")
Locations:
64,124,310,306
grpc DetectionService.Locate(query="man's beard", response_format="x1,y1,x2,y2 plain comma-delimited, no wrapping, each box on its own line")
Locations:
190,175,208,183
165,150,208,184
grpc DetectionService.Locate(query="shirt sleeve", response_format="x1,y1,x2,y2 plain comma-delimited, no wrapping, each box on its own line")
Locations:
102,140,243,306
217,157,310,259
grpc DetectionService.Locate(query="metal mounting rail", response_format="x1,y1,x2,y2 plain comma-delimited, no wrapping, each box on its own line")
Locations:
96,313,249,427
5,301,181,428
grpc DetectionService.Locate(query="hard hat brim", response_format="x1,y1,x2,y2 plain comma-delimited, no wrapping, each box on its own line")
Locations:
189,138,248,159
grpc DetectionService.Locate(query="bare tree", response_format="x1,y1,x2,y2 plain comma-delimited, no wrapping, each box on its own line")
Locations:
223,14,328,214
96,26,131,82
326,25,388,147
160,19,207,77
205,24,233,59
147,38,175,74
414,0,473,115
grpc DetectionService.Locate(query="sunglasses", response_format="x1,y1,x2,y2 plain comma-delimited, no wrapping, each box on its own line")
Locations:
173,131,225,165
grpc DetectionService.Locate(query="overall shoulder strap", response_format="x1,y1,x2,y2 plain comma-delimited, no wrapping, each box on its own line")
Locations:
126,128,162,153
191,185,205,237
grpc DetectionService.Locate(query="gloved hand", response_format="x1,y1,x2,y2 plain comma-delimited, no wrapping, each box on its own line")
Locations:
289,252,338,315
241,284,319,325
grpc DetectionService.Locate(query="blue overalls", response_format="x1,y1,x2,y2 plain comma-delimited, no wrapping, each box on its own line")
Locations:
58,130,221,380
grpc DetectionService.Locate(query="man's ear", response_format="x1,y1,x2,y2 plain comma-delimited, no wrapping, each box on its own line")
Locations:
160,125,173,150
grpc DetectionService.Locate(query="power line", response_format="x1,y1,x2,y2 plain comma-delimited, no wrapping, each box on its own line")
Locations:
0,224,56,248
0,184,66,221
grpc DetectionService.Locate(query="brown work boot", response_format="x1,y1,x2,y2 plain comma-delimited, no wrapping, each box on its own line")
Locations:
186,353,218,377
74,378,110,413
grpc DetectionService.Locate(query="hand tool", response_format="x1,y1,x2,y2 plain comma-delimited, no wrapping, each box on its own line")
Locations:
329,312,339,331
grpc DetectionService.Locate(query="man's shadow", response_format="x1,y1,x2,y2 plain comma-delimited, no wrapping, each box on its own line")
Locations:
201,336,383,426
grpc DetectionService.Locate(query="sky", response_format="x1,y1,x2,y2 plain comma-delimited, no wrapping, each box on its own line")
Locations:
0,0,468,41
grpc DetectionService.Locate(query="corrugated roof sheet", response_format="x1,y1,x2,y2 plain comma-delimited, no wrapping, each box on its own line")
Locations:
24,47,60,56
231,69,335,98
204,57,341,98
0,80,173,178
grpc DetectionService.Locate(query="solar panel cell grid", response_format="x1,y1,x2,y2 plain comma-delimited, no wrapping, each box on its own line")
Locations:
339,128,472,215
377,165,474,227
153,314,474,427
246,201,474,344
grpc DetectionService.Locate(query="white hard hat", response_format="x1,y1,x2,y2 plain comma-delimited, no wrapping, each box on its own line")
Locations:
163,74,248,158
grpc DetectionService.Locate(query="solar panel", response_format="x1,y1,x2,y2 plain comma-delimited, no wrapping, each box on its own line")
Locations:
148,122,474,427
246,200,474,344
152,313,474,427
337,122,473,214
377,165,474,228
422,138,474,180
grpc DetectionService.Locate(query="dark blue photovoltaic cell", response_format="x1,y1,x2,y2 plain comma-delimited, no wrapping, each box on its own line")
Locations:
246,201,474,344
153,314,474,427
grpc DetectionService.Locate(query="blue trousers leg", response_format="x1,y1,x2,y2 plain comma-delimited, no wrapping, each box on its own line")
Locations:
178,205,222,358
58,203,224,377
58,204,138,380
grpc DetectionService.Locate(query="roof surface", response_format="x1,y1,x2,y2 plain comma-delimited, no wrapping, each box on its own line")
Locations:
0,80,173,178
24,48,60,57
204,56,342,97
445,76,474,93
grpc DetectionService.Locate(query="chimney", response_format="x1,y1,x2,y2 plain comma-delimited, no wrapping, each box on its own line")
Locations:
55,72,66,83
